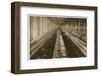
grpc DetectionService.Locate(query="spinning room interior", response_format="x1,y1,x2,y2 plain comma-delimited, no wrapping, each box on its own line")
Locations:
29,16,87,59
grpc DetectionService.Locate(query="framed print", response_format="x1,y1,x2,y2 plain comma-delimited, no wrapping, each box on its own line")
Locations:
11,2,98,74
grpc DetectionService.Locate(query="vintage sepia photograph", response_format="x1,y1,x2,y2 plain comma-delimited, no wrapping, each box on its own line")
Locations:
29,16,87,59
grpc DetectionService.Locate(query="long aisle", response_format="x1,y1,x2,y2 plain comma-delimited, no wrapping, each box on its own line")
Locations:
53,29,67,58
57,34,67,57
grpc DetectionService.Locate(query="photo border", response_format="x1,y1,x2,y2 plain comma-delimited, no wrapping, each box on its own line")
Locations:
11,2,98,74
